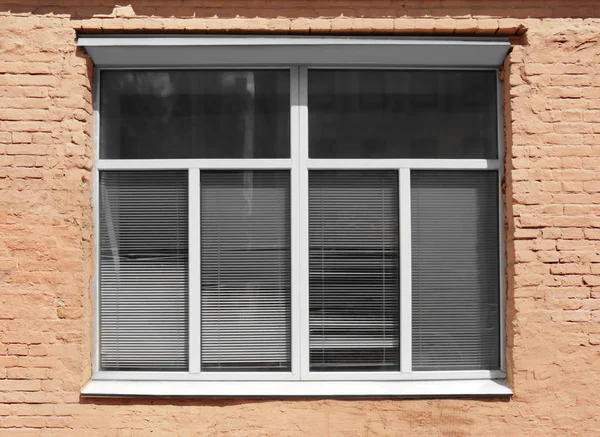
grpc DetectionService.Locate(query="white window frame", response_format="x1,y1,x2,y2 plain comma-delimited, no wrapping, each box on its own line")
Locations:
82,36,511,397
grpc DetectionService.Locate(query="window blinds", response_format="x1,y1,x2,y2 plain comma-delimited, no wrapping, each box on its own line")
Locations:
99,171,189,371
411,170,500,371
200,171,291,371
309,171,400,371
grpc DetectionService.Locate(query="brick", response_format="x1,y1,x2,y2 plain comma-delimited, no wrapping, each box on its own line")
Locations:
0,380,41,392
562,181,583,193
537,251,561,263
584,229,600,240
7,344,28,356
561,228,584,240
11,132,32,144
393,18,415,33
433,18,455,34
6,368,50,380
551,310,590,323
584,276,600,286
5,144,48,155
412,18,435,33
514,229,539,239
584,181,600,193
13,155,36,167
541,228,562,239
550,264,590,275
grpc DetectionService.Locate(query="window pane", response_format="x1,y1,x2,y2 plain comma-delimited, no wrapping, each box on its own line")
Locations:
99,170,188,371
201,171,291,371
309,171,399,371
411,170,500,371
309,70,497,159
100,70,290,159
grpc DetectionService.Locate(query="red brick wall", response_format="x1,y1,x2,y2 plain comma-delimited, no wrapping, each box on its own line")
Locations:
1,2,599,436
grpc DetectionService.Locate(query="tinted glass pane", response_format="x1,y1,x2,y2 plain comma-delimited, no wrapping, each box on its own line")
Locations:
309,70,497,159
100,70,290,159
201,171,291,371
411,170,500,371
99,171,188,371
309,171,400,371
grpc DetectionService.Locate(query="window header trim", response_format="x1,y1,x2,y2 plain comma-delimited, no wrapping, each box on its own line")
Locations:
78,35,510,68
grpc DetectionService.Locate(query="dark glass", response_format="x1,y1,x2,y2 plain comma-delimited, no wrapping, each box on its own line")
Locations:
308,70,498,159
100,70,290,159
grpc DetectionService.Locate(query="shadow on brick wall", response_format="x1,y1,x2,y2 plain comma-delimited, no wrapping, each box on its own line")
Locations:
79,395,511,408
0,0,600,19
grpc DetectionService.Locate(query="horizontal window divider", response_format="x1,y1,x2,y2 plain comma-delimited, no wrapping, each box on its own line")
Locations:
98,66,293,71
305,66,499,71
93,371,298,381
401,370,506,380
294,370,505,381
95,65,499,72
97,159,293,170
92,370,505,382
306,159,500,170
83,379,512,398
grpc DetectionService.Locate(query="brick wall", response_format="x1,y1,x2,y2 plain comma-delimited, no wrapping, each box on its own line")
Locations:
1,2,599,436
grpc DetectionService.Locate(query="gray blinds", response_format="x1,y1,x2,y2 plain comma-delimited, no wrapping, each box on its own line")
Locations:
201,171,291,371
411,170,500,371
99,171,189,371
309,171,400,371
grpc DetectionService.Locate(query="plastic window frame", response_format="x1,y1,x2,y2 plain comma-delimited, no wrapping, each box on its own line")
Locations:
87,63,509,397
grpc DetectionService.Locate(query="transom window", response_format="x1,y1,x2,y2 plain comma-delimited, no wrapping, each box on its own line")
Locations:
84,35,511,397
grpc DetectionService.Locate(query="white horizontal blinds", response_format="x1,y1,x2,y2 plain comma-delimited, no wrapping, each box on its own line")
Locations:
411,170,500,371
99,171,188,371
309,171,400,371
201,171,291,371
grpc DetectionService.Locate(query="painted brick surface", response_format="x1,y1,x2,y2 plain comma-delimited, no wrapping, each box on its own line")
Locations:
1,2,600,436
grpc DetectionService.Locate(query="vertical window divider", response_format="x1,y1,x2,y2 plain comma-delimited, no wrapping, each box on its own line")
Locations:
93,67,101,375
189,168,201,374
298,66,310,379
290,67,302,379
497,71,506,373
399,167,412,374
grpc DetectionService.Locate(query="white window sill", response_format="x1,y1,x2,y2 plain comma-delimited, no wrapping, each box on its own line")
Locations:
81,379,512,398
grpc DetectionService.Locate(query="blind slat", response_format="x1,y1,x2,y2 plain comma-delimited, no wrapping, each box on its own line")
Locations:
201,171,291,371
99,170,189,371
309,171,400,372
411,170,500,371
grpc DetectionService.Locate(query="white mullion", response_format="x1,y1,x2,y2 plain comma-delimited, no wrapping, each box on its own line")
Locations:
290,67,301,379
93,67,101,374
97,159,292,170
307,159,500,170
298,66,311,379
497,71,507,373
188,168,201,374
399,168,412,373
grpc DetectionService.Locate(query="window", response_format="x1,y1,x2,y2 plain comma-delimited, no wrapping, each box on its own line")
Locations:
82,36,511,397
